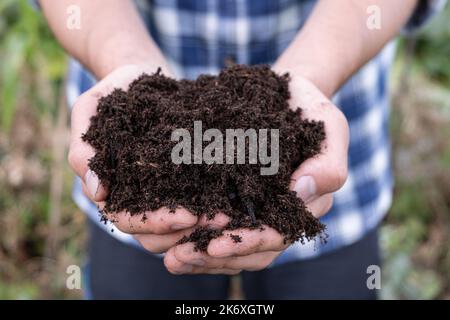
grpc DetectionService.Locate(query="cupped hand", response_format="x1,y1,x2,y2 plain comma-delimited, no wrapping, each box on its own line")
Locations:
68,64,199,252
164,74,350,274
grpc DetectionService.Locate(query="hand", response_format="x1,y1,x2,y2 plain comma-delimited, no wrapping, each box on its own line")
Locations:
68,64,199,253
164,74,349,274
288,74,349,219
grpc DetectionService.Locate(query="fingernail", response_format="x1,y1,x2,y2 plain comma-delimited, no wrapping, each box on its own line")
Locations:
171,223,193,231
294,176,316,202
85,170,99,199
190,259,205,266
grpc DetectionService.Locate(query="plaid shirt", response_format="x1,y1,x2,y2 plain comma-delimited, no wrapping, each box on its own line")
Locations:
66,0,445,265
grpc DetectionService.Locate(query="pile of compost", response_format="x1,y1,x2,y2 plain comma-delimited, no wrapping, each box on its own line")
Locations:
82,65,326,251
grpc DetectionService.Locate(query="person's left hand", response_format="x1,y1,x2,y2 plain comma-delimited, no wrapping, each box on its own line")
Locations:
163,74,349,274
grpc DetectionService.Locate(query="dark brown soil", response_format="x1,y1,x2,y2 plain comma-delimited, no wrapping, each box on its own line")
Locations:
178,227,224,252
229,234,243,244
82,65,326,251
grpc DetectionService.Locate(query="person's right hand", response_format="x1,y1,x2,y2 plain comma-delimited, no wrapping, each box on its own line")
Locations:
68,64,200,253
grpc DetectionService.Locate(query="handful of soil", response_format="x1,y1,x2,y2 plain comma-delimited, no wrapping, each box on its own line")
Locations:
82,65,326,251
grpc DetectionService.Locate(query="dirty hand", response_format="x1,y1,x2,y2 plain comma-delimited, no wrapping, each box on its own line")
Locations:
68,64,199,252
164,75,349,274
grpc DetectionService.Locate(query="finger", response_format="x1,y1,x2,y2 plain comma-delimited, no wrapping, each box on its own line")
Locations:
306,193,334,218
133,212,228,254
173,242,279,271
80,179,107,204
134,227,195,253
222,251,279,271
105,206,198,235
135,212,230,253
164,247,241,275
207,227,287,258
197,212,231,229
69,93,108,202
135,213,229,254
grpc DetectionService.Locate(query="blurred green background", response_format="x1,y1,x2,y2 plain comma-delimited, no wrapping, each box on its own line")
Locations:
0,0,449,299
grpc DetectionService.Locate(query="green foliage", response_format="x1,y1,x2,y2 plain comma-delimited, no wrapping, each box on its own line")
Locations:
441,141,450,166
0,0,82,299
380,3,450,299
0,282,39,300
0,0,66,132
389,182,432,225
381,225,443,300
413,3,450,86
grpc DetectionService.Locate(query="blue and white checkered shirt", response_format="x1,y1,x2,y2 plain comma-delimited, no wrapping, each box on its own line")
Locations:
66,0,445,265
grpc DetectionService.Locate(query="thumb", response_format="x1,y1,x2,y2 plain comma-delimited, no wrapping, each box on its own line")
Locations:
68,65,146,202
289,106,349,204
68,91,108,202
290,153,348,204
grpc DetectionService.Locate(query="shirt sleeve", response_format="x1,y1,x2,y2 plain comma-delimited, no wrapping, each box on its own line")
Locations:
404,0,447,32
29,0,40,9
